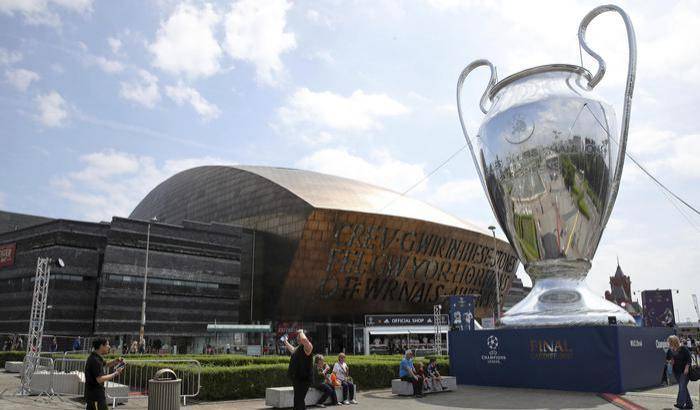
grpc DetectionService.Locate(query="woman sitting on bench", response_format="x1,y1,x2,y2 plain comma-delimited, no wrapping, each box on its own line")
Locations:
333,353,358,405
313,355,338,407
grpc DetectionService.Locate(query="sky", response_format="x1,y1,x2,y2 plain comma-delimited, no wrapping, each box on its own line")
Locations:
1,0,699,321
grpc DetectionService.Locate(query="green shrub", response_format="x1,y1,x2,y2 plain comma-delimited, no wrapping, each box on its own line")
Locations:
0,351,25,367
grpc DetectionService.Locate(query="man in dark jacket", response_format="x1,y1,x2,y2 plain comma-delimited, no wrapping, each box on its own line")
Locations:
284,330,314,410
84,338,125,410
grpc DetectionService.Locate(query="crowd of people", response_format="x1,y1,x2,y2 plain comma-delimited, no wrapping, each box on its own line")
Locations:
283,330,450,409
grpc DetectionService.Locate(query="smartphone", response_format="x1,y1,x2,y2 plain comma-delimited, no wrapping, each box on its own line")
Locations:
114,362,126,371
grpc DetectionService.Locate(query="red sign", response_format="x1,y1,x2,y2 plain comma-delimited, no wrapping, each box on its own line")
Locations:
0,243,16,268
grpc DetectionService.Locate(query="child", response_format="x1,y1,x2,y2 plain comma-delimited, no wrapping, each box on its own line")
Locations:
415,362,431,392
427,358,447,390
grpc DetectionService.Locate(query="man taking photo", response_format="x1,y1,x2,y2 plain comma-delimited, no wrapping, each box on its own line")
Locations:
283,329,313,410
84,338,125,410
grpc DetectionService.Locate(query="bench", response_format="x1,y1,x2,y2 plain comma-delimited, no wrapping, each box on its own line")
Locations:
265,385,357,408
4,361,23,373
391,376,456,396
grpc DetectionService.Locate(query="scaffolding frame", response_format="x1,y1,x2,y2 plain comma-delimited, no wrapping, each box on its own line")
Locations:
19,257,52,395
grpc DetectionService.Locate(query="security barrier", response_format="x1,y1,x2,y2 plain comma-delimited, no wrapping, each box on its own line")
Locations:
51,357,200,408
21,355,55,396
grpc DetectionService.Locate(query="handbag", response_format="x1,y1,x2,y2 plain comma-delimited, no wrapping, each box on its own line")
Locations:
689,365,700,382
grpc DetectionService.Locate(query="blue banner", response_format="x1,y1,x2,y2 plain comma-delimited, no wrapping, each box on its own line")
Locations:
641,289,675,327
449,326,673,393
448,295,475,332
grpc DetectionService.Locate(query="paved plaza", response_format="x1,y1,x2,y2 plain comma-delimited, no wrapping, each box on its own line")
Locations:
1,371,698,410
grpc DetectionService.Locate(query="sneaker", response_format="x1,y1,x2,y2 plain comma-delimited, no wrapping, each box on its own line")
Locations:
317,404,326,408
342,401,350,405
415,394,424,398
442,386,448,391
350,400,358,404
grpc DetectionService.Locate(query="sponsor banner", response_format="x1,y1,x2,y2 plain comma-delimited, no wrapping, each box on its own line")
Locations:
449,326,673,393
448,295,475,332
0,243,15,268
364,314,448,327
641,290,675,327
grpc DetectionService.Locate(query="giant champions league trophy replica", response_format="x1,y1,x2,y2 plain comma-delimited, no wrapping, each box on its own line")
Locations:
457,4,636,327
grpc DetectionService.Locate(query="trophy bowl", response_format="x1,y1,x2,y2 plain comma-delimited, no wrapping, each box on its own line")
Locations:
457,5,637,327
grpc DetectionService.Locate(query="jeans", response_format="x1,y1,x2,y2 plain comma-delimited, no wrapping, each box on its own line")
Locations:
340,380,355,401
674,372,693,408
667,363,674,385
401,375,423,396
315,383,338,405
293,381,310,410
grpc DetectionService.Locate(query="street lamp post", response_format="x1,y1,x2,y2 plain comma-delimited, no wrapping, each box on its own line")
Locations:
138,217,157,346
488,225,501,321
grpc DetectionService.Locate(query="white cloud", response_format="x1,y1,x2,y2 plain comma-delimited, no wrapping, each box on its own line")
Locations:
119,69,160,108
107,37,122,54
165,82,221,121
298,148,426,193
223,0,296,85
76,41,124,73
91,56,124,73
305,8,333,28
149,2,222,79
35,90,68,127
53,150,234,221
5,68,40,91
0,0,92,27
0,47,22,66
277,88,409,140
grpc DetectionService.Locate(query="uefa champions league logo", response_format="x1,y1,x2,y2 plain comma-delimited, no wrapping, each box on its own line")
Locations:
481,335,506,365
487,335,499,350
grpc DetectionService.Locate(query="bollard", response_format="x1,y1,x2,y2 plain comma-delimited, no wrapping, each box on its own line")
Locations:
148,368,181,410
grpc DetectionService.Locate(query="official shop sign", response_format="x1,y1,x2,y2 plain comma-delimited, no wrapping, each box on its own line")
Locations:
481,335,507,365
364,314,448,327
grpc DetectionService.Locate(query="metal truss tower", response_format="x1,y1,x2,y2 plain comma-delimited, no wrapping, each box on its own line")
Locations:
19,257,52,395
433,304,442,356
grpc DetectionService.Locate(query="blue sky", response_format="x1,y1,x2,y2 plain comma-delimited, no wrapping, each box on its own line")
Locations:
1,0,699,321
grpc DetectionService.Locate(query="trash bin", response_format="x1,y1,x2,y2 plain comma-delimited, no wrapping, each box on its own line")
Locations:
148,368,181,410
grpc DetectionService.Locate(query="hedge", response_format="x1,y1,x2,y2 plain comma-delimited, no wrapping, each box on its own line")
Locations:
0,351,25,367
194,357,450,401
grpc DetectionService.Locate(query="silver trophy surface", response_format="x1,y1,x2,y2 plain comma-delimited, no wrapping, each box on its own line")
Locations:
457,5,636,327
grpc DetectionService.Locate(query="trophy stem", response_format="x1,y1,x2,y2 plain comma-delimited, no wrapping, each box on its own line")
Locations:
499,276,635,327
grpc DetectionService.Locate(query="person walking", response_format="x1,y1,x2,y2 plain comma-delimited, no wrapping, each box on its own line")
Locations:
84,338,125,410
284,330,314,410
399,350,423,398
332,353,357,404
667,335,693,409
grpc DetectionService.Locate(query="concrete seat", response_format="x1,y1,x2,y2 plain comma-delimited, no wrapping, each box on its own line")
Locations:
4,361,23,373
391,376,456,396
265,384,357,408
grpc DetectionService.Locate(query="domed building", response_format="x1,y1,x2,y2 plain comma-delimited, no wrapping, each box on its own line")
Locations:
130,166,519,324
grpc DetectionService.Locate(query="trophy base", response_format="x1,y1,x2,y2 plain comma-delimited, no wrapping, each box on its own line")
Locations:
499,277,635,327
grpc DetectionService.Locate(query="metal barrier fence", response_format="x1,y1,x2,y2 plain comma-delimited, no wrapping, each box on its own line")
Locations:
20,355,55,396
51,357,201,408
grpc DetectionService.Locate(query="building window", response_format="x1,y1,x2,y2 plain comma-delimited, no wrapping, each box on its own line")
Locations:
109,274,221,289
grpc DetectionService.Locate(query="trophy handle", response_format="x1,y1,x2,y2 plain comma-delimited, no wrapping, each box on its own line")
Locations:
578,5,636,225
456,59,498,197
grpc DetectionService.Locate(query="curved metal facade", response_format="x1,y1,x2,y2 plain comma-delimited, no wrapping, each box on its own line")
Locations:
131,166,519,321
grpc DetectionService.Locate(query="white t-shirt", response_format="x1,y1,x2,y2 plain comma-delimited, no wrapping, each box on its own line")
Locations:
333,362,349,381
